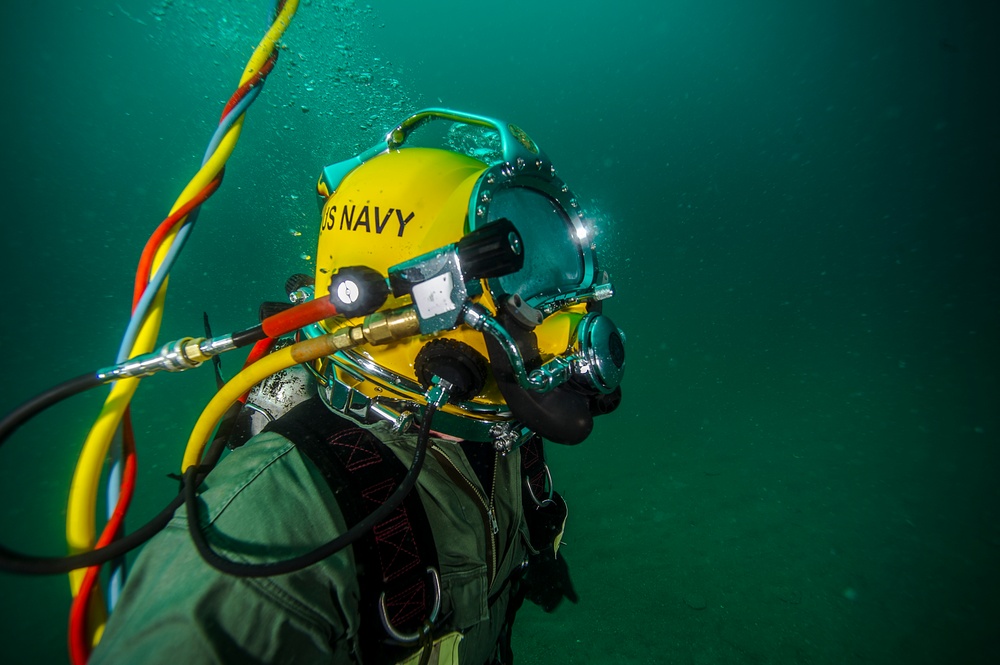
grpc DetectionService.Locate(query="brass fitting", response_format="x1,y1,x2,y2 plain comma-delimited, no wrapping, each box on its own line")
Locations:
181,337,211,365
291,307,421,364
358,307,421,345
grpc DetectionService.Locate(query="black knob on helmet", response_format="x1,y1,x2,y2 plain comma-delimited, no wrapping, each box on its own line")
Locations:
415,339,489,403
457,218,524,280
327,266,389,317
284,273,315,296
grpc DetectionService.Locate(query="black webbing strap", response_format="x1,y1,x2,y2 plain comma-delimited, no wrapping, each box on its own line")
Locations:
262,397,439,660
519,435,568,552
494,435,569,664
520,436,548,508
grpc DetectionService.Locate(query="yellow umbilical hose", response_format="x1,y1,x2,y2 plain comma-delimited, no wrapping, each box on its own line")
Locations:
63,0,300,637
181,306,424,471
181,332,378,470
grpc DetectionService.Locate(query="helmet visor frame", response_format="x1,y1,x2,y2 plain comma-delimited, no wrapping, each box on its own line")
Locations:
469,165,600,316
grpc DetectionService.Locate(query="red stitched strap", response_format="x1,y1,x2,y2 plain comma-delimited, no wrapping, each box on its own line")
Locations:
264,398,439,652
365,479,422,583
382,577,430,627
321,426,439,632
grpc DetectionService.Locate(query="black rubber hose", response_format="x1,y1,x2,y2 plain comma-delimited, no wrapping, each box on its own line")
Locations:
0,497,182,575
481,317,593,446
231,323,267,349
184,403,438,577
0,422,229,575
0,372,102,450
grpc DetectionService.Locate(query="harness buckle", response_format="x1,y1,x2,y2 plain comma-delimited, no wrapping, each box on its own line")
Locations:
525,463,555,508
378,566,443,645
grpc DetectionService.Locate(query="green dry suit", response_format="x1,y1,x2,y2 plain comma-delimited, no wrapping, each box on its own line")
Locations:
89,399,567,664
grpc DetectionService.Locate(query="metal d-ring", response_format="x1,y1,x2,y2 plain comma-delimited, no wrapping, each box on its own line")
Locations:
378,567,442,644
525,464,555,508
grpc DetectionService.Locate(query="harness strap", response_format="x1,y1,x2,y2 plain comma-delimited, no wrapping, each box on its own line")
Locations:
520,437,549,509
519,436,567,552
492,435,571,664
263,397,439,662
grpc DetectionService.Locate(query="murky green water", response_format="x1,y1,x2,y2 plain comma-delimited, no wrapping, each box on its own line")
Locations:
2,1,997,663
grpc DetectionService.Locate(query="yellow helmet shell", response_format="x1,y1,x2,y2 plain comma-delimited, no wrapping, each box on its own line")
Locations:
313,146,588,420
316,147,484,280
315,148,499,411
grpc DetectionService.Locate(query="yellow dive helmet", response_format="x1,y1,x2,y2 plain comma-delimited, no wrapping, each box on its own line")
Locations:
306,109,625,449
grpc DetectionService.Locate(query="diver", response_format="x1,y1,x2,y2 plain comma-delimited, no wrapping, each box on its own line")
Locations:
88,109,626,665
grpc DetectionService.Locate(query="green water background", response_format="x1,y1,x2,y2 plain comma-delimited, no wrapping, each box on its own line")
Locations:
1,0,997,663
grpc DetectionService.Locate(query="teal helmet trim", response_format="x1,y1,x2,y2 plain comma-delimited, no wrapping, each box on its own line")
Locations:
467,160,601,318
